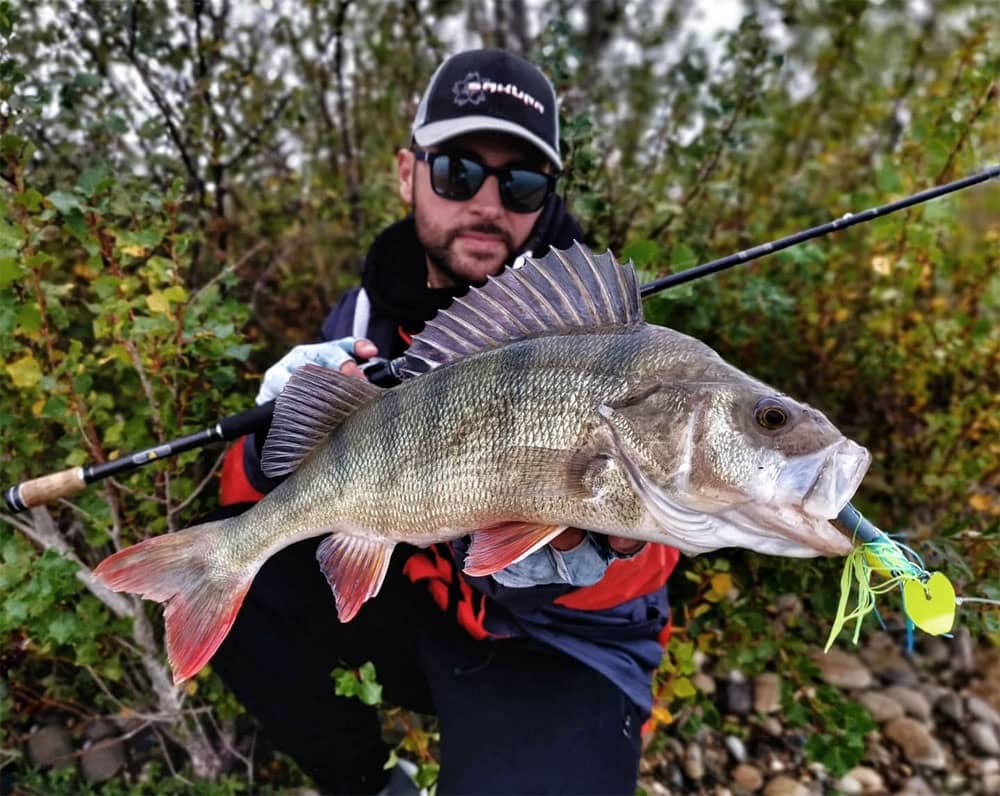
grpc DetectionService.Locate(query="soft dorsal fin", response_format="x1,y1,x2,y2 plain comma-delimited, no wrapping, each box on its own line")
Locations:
400,241,643,378
261,364,380,478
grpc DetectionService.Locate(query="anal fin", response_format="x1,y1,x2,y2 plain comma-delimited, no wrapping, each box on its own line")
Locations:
463,522,566,577
316,533,395,622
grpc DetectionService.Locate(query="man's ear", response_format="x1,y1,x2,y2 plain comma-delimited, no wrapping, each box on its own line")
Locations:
397,148,415,206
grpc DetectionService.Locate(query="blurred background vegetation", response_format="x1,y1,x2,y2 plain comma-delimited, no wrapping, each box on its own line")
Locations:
0,0,997,791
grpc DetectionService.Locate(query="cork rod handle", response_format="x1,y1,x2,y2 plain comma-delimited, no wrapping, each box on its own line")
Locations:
5,468,87,512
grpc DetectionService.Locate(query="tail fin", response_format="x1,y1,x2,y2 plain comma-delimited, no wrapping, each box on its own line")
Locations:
93,521,251,685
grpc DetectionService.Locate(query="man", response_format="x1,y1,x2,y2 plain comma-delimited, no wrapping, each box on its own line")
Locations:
214,49,679,795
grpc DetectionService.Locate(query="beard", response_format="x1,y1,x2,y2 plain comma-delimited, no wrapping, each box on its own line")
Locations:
412,191,517,287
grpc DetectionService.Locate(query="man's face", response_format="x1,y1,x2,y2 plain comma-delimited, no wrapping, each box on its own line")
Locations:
397,132,550,288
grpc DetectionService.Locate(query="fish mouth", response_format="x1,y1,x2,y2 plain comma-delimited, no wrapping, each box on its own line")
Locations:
776,439,871,520
622,439,871,559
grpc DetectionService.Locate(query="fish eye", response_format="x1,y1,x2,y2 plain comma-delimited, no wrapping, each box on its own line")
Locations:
755,398,789,430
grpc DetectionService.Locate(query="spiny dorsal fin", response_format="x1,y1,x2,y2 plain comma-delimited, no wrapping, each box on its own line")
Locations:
261,364,380,477
400,241,643,378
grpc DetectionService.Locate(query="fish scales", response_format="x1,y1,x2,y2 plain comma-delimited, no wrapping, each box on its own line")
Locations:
93,243,871,684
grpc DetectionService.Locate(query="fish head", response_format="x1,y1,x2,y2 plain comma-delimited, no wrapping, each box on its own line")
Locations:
598,373,870,558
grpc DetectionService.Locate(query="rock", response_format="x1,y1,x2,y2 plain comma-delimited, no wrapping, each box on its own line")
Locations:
732,763,764,792
863,740,894,768
684,743,705,781
893,775,933,795
933,691,964,723
984,772,1000,794
26,725,74,770
858,691,905,723
884,686,932,721
915,636,950,667
724,679,754,716
80,738,125,784
811,648,873,690
694,671,717,695
762,775,810,796
759,716,783,737
860,636,919,686
952,627,975,673
839,766,885,794
754,673,782,714
968,695,1000,727
725,735,747,764
884,717,947,769
966,721,1000,756
943,771,967,792
774,594,804,620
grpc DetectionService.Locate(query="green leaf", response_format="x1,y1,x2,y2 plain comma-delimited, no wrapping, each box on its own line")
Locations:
0,257,22,286
670,243,696,270
76,166,110,198
621,239,661,269
331,667,359,698
48,190,85,215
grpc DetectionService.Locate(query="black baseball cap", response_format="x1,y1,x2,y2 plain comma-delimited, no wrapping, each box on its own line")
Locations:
411,49,562,170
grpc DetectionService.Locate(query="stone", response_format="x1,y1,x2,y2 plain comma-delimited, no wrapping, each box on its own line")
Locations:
968,695,1000,727
933,691,964,723
26,725,74,770
684,743,705,781
694,671,717,695
759,716,784,737
984,772,1000,794
884,717,947,769
858,691,905,723
884,686,932,721
893,775,933,795
753,673,782,714
732,763,764,792
840,766,885,794
967,721,1000,756
725,735,747,764
860,637,919,686
915,636,950,667
774,594,804,620
762,775,810,796
80,736,125,784
723,679,754,716
811,648,874,690
952,627,975,673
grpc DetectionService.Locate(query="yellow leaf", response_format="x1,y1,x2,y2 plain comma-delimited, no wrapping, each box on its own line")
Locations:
833,307,850,323
146,291,171,314
6,354,42,388
121,244,147,257
870,256,891,276
968,493,993,513
651,704,673,726
706,572,733,602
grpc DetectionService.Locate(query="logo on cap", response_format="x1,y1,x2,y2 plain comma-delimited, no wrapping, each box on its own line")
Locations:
452,71,545,114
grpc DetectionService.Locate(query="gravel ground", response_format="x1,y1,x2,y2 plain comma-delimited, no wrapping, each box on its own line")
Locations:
638,627,1000,796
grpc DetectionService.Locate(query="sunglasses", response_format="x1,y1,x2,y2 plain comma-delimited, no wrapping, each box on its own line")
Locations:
412,149,559,213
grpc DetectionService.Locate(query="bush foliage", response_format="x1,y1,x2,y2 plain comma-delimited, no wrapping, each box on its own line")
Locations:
1,0,997,790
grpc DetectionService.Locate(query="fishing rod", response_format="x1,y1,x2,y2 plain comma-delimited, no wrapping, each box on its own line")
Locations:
4,164,998,514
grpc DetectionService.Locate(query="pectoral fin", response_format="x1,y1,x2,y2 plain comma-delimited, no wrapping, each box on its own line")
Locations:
463,522,566,577
316,534,395,622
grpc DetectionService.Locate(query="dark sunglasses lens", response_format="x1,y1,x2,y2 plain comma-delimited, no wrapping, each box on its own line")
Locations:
430,155,485,200
503,170,551,212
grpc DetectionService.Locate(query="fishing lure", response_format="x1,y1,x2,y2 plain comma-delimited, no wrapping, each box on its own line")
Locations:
825,503,957,652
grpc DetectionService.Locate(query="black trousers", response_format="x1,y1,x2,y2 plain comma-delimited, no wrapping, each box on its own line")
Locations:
211,505,646,795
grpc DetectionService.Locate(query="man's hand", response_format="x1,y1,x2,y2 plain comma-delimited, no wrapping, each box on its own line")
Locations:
255,337,379,405
549,528,645,556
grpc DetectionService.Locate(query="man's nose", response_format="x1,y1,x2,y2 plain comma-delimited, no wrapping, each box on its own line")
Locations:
466,174,504,217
